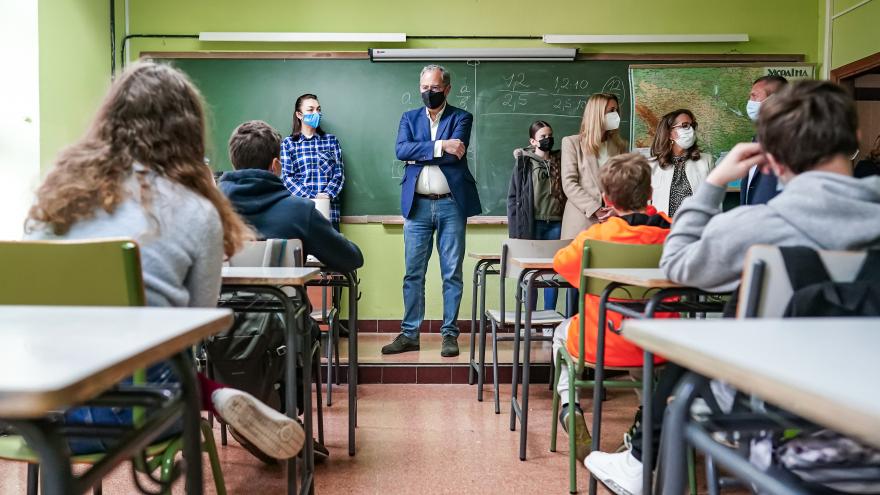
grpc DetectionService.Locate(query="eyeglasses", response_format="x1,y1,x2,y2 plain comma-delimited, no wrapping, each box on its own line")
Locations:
671,122,698,130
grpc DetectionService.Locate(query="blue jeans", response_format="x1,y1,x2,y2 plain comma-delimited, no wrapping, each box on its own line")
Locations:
402,196,466,339
65,362,181,455
532,220,562,311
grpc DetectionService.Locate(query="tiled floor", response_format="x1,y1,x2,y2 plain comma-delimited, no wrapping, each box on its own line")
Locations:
347,332,553,365
0,384,639,494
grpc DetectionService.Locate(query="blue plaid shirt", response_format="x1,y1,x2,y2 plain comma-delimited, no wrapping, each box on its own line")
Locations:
280,133,345,223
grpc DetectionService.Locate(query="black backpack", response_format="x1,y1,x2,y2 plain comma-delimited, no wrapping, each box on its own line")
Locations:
205,310,287,411
781,246,880,317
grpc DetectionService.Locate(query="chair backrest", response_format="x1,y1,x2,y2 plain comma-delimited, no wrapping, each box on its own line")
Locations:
737,244,868,318
0,238,145,307
500,238,572,281
229,239,304,268
581,239,664,299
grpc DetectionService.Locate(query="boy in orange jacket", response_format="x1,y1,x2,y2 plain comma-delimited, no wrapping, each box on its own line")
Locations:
551,152,673,461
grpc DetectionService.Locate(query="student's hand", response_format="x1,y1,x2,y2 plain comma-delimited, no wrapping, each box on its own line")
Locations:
316,193,330,199
513,148,523,159
442,139,467,159
707,142,769,188
596,206,617,223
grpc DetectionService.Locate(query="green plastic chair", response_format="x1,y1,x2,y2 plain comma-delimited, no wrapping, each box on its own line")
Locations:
549,239,664,495
0,238,226,495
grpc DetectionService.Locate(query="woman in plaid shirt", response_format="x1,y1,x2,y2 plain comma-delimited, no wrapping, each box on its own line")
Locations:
280,93,345,228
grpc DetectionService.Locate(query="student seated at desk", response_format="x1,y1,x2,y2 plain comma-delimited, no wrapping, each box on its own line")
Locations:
584,80,880,495
218,120,363,273
24,62,305,461
551,152,675,463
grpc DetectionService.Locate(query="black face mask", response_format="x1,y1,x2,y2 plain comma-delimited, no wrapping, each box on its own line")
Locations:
537,137,554,152
421,90,446,109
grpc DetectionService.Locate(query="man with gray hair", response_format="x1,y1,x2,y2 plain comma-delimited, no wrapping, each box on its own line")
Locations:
382,64,482,357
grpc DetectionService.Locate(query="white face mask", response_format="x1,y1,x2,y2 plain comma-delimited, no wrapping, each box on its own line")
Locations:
604,111,621,131
673,127,696,149
746,99,762,122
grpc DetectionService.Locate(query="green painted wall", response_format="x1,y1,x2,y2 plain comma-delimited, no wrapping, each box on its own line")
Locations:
831,0,880,68
122,0,822,320
38,0,114,174
124,0,821,63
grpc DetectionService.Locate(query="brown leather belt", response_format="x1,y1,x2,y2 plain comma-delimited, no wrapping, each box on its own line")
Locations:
416,193,452,200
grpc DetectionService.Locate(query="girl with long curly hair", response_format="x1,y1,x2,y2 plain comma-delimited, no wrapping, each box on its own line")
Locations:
25,61,304,461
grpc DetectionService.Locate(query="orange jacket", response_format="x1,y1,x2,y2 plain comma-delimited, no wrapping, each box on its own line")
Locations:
553,213,675,367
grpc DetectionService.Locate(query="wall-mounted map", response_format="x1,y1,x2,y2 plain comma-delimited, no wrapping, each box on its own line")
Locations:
629,64,815,161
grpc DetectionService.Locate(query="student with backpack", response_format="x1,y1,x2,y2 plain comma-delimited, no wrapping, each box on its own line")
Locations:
24,62,305,461
584,80,880,495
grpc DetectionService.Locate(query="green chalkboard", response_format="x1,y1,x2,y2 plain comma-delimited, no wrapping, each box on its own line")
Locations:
166,57,632,216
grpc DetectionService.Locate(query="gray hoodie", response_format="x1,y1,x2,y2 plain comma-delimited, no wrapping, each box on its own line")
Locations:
661,171,880,292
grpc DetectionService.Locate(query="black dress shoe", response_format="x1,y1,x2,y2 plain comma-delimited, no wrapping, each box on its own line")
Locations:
381,333,420,354
440,335,459,357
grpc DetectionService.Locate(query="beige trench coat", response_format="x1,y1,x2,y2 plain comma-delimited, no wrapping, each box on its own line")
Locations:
559,134,625,238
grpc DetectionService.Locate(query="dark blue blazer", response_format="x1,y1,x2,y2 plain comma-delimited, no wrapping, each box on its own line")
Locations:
396,105,482,218
740,168,780,205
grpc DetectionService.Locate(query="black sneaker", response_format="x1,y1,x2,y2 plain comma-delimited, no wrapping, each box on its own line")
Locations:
313,438,330,464
559,403,592,462
440,335,459,357
381,333,420,354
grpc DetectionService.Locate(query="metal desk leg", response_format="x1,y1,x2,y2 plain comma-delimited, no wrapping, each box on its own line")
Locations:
476,262,492,402
640,292,665,495
468,260,484,385
589,282,621,495
169,352,205,495
12,422,75,494
298,288,315,494
518,272,539,460
509,271,527,431
660,373,702,495
347,271,358,456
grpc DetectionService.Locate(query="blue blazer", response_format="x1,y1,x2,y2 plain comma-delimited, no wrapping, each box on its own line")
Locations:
740,169,780,206
396,105,482,218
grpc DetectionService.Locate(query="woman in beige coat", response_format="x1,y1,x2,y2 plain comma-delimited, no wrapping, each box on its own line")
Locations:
560,93,628,238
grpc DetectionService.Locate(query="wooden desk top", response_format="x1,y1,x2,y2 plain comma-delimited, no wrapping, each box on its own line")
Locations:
510,257,555,270
221,266,320,286
468,252,501,261
582,268,682,288
623,318,880,449
0,306,233,418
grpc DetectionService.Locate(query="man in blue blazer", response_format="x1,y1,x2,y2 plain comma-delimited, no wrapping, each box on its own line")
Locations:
740,75,788,205
382,64,482,358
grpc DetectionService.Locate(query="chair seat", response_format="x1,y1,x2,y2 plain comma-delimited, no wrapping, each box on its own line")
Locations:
486,309,565,326
0,434,174,464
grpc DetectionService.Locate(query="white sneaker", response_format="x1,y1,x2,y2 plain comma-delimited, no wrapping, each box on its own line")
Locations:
212,388,305,460
584,450,644,495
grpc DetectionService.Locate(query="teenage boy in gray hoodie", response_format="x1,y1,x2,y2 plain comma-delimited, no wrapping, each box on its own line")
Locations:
584,80,880,495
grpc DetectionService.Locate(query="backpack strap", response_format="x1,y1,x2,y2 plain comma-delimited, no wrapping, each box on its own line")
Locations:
855,249,880,283
779,246,833,290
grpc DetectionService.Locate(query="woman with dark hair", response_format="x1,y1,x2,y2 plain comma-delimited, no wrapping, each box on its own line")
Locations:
648,109,714,217
280,93,345,229
508,120,566,310
854,133,880,178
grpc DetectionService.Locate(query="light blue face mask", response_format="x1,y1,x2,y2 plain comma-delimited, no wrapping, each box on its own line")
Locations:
746,100,761,122
302,112,321,129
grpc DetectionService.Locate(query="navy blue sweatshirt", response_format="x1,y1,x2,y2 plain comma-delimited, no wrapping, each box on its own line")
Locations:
219,169,363,273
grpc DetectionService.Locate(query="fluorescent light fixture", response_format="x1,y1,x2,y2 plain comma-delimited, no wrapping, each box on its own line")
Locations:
369,48,577,62
199,32,407,43
543,34,749,44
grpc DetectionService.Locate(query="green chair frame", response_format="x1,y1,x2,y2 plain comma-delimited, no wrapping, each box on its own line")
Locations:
549,239,664,494
0,239,225,495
